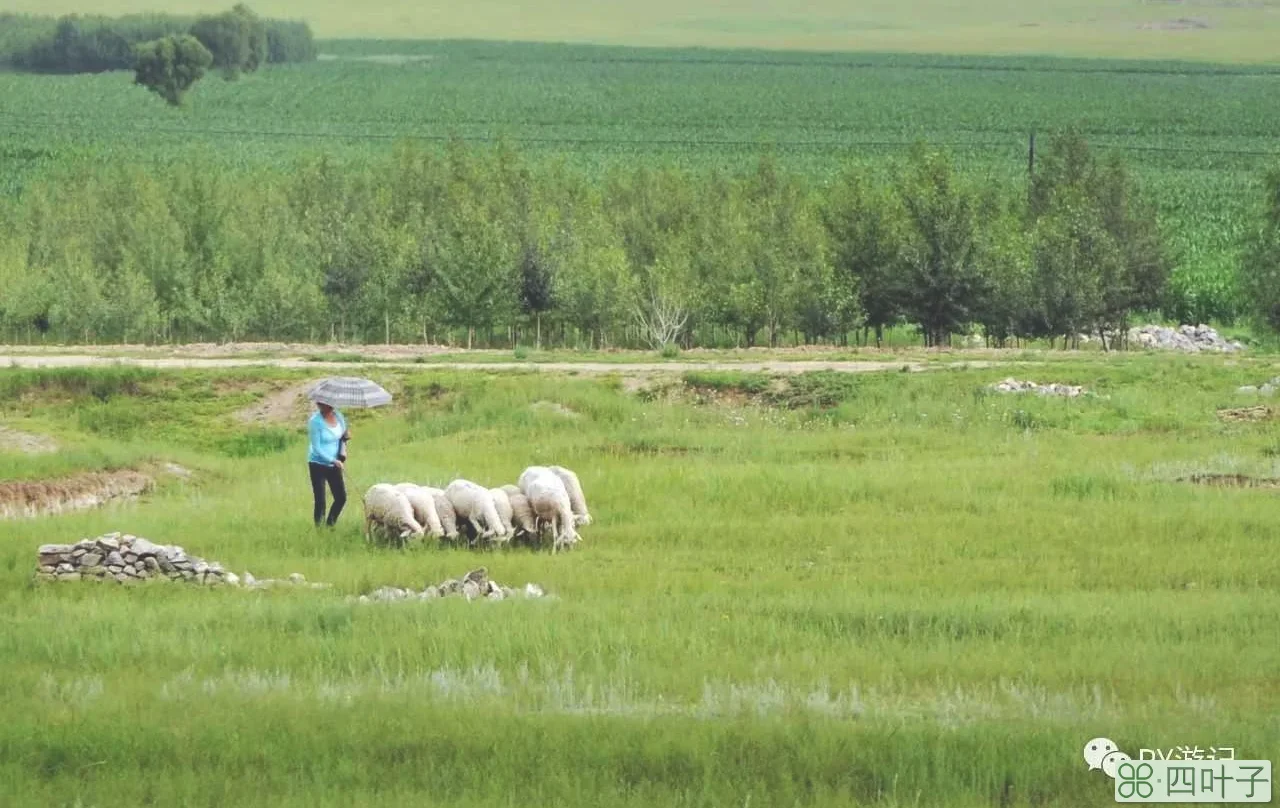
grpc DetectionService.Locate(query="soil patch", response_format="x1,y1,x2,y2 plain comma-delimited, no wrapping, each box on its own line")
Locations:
1138,17,1213,29
317,53,435,66
595,440,708,457
529,401,581,419
0,425,58,454
235,382,316,425
0,470,153,519
1180,473,1280,489
1216,406,1278,423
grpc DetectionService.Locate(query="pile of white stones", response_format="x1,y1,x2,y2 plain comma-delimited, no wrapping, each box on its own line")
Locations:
33,532,326,590
1130,324,1244,353
351,567,548,604
989,378,1088,398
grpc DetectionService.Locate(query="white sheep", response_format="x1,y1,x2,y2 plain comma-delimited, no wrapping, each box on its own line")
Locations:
362,484,426,546
549,465,592,526
489,487,516,537
393,483,445,538
444,479,510,544
423,487,459,541
500,484,539,540
517,466,579,553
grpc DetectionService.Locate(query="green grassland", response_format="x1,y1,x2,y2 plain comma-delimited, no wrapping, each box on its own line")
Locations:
1,359,1278,805
5,0,1280,62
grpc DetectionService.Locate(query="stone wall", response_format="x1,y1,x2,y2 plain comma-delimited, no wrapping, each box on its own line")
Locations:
33,532,322,589
36,533,238,585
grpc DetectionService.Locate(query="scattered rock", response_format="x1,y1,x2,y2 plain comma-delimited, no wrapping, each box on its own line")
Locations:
1236,377,1280,397
989,378,1089,397
1130,324,1244,353
35,537,541,604
350,568,548,605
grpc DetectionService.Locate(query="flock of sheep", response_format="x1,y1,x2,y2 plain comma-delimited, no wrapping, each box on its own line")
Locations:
362,465,592,553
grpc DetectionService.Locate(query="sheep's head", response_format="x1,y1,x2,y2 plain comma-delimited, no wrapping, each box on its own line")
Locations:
574,514,592,527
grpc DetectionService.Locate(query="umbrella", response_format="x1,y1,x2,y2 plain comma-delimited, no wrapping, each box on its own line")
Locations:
307,377,392,409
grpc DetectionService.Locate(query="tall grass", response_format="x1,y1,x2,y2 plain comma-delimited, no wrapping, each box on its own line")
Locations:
0,359,1278,805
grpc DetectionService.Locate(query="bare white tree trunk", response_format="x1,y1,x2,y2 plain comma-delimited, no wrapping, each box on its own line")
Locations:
633,289,690,350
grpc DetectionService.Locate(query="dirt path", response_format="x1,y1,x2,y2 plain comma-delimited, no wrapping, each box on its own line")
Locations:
0,354,1010,375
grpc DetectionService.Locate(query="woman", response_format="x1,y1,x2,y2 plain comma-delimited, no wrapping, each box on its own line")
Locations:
307,400,350,527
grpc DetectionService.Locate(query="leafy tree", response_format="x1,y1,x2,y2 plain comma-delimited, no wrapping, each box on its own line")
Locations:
424,152,520,348
973,194,1033,347
518,242,556,348
551,196,636,349
133,35,211,106
265,19,316,63
1240,166,1280,332
894,146,990,346
1030,131,1169,347
824,169,901,347
1029,192,1113,347
189,4,265,79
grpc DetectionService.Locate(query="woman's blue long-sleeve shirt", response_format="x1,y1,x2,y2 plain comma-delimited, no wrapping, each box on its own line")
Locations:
308,410,347,466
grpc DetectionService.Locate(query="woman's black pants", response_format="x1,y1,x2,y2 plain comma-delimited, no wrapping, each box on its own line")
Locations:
309,462,347,526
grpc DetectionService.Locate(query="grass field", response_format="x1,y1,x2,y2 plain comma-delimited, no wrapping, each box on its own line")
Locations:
4,0,1280,62
1,358,1278,805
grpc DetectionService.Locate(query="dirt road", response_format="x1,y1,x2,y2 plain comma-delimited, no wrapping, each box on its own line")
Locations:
0,354,1011,375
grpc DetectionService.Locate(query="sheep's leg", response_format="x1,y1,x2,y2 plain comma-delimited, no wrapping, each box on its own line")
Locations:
556,502,576,550
423,507,444,538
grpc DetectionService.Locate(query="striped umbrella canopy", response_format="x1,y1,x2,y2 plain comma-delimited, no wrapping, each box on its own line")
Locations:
306,377,392,409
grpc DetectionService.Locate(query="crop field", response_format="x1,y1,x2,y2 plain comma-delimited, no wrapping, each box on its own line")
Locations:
2,38,1279,299
5,0,1280,61
1,358,1278,806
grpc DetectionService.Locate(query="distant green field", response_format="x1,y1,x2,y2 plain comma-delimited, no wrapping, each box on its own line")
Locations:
2,39,1277,310
4,0,1280,62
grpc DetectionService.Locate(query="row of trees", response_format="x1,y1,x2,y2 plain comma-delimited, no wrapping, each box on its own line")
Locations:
0,6,313,76
0,133,1228,350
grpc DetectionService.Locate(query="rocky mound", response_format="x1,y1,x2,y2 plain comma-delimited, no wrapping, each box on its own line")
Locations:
1130,324,1244,353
